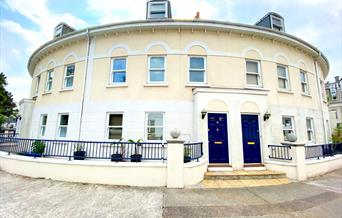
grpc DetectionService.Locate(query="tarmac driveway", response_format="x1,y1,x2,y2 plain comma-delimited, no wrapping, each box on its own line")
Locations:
1,168,341,218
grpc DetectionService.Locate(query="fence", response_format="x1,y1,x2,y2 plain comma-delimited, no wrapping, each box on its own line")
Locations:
305,143,342,159
268,144,292,160
184,142,203,162
0,136,204,163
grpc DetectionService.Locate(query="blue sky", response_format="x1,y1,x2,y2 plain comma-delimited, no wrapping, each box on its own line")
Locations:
0,0,341,103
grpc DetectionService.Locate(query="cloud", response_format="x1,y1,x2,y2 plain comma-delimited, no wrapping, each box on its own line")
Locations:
292,28,319,44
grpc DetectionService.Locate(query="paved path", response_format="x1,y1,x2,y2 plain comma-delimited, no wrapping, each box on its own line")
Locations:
1,168,341,218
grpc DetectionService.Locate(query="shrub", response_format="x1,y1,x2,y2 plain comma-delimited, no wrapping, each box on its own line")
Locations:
331,125,342,143
32,140,45,154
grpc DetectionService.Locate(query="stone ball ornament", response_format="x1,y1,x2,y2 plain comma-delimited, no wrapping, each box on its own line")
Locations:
286,133,297,142
170,129,181,139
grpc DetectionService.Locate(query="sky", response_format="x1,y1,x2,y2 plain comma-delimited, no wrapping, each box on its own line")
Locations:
0,0,341,103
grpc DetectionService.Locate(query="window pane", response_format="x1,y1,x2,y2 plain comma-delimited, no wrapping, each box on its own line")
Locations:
302,84,307,93
48,71,53,80
113,72,126,83
277,66,286,77
40,127,46,136
272,17,282,26
247,74,258,85
66,65,75,76
246,61,258,73
147,127,163,140
190,57,204,69
113,59,126,71
282,118,292,129
190,70,204,82
150,3,165,11
149,12,166,18
42,115,47,125
148,113,163,126
65,77,74,87
278,78,287,89
306,119,312,129
150,70,165,82
300,72,306,82
109,114,123,126
60,115,69,125
59,127,67,137
150,57,164,69
46,81,52,91
108,127,122,139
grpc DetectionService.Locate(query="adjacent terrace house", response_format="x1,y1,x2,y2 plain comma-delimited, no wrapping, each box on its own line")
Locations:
1,0,341,188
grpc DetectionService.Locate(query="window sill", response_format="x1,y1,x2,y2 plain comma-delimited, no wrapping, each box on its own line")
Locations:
59,88,73,92
106,83,128,88
301,93,312,98
277,89,294,94
144,83,168,87
42,91,52,95
185,83,210,87
244,86,269,91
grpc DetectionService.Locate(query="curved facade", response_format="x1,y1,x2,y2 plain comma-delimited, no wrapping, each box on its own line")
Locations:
19,18,330,169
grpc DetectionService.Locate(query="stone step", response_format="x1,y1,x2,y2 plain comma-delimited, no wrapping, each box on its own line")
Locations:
204,170,287,180
200,178,289,188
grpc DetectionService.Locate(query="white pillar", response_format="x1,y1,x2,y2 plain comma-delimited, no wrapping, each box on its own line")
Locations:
282,142,307,181
166,139,184,188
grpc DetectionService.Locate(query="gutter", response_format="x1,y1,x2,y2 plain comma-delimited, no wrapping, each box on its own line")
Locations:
77,28,90,140
314,52,328,143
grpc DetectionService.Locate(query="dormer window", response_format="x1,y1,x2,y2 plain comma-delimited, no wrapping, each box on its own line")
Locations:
53,23,75,38
147,0,172,19
271,16,284,32
54,25,63,38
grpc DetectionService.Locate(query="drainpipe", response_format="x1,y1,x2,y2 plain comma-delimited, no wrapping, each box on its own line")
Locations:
78,28,90,140
313,52,328,143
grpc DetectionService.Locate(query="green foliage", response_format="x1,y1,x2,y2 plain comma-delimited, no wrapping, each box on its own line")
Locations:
75,143,84,151
331,125,342,143
184,147,191,157
32,140,45,154
0,72,18,127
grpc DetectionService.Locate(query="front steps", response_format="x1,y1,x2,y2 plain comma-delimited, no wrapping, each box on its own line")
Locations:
197,169,289,188
205,170,287,180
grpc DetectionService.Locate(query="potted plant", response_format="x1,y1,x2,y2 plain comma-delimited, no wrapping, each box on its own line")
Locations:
111,139,125,162
129,139,143,162
29,140,45,157
184,147,192,163
74,143,86,160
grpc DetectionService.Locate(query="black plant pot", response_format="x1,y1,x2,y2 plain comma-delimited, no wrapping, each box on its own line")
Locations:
111,153,123,162
74,151,86,160
130,154,142,162
184,156,191,163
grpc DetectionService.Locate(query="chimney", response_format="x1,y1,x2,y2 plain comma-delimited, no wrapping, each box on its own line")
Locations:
195,11,200,19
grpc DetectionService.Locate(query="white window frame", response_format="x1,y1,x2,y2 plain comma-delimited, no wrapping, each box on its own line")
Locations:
282,116,295,141
245,59,262,87
34,75,40,95
306,117,315,143
110,57,127,84
106,113,123,140
63,64,75,89
147,1,168,19
300,70,309,94
320,80,326,101
57,113,69,138
39,114,48,137
145,112,164,141
148,56,166,83
271,15,284,32
55,25,63,37
277,64,290,90
45,70,54,92
188,56,206,84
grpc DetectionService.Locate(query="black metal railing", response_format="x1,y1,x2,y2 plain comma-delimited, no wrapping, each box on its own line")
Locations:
268,144,292,160
0,137,167,162
0,133,18,138
184,142,203,161
305,143,342,159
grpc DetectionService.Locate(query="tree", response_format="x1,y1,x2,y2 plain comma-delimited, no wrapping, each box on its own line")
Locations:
331,125,342,143
0,72,17,127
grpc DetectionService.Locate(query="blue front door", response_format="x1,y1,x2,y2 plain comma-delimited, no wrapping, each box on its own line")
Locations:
208,113,229,163
241,115,261,163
